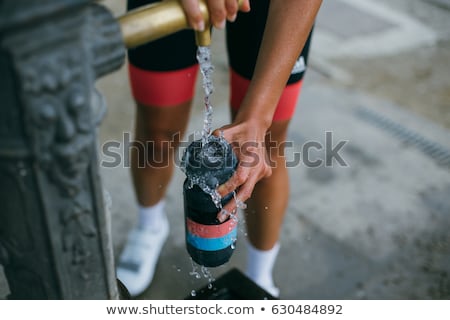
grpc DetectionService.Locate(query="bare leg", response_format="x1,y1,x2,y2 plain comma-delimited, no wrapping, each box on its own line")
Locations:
237,116,291,297
117,100,192,297
131,101,192,207
244,119,290,250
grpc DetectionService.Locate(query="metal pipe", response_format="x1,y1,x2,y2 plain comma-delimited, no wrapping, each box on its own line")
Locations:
118,0,243,48
194,0,211,47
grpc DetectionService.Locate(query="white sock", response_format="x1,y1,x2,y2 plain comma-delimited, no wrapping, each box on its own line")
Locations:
138,200,166,230
245,240,280,297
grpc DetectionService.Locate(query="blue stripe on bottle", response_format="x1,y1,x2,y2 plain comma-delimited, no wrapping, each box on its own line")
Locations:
186,228,237,251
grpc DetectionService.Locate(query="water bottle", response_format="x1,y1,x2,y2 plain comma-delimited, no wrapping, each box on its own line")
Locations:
182,136,238,267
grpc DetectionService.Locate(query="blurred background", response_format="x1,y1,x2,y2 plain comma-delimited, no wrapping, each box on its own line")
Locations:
1,0,449,299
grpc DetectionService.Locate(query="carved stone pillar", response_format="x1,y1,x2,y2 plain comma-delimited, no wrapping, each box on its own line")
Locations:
0,1,125,299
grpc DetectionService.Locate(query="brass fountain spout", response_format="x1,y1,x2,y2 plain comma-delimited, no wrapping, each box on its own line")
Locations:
194,0,211,47
118,0,244,48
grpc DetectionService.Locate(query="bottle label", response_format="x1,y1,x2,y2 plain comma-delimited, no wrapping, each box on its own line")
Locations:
185,217,237,251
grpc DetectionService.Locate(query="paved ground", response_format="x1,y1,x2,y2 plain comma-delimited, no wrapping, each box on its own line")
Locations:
1,0,449,299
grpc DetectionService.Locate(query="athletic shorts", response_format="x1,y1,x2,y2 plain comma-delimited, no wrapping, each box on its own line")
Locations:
127,0,313,121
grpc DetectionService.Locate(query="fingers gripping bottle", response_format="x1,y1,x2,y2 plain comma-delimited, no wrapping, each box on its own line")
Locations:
182,136,238,267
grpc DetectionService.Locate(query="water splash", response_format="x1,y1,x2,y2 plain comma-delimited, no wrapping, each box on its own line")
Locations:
197,46,215,145
201,265,216,287
189,258,202,279
189,259,216,291
183,168,223,209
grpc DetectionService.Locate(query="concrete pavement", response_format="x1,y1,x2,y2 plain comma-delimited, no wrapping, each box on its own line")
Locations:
1,0,449,299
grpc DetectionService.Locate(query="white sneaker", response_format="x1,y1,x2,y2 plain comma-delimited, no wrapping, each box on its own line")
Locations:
116,216,169,297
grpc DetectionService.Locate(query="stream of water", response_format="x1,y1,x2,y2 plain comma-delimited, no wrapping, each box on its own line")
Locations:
197,46,215,146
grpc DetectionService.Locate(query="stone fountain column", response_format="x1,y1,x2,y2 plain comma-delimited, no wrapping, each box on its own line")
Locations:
0,0,125,299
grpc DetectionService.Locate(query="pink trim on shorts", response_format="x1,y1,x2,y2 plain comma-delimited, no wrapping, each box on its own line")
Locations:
128,64,199,107
230,69,303,121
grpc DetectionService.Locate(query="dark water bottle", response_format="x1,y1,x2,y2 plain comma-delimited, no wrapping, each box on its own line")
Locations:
182,136,238,267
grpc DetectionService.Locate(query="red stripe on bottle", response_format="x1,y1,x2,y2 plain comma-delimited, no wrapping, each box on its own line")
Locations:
186,217,237,239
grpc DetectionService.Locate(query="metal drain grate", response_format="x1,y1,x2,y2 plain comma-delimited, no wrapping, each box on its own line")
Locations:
355,107,450,168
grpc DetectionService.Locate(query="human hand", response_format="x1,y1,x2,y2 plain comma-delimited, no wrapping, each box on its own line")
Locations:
179,0,250,31
213,119,272,222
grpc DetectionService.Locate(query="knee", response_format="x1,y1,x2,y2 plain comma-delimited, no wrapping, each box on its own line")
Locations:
133,130,181,168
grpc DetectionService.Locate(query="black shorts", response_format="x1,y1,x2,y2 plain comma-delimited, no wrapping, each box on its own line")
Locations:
127,0,313,120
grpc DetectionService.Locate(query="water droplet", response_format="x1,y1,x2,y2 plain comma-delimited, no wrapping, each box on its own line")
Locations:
191,290,197,297
233,192,247,210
